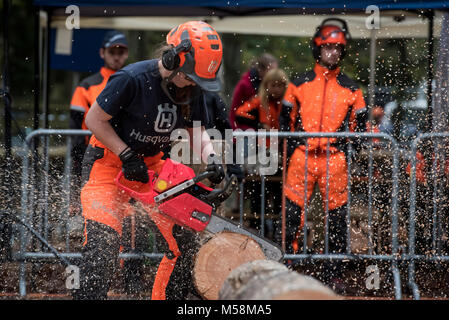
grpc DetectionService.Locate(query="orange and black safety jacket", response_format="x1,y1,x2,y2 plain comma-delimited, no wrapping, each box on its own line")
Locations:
70,67,116,137
235,95,283,130
280,63,367,154
69,66,116,194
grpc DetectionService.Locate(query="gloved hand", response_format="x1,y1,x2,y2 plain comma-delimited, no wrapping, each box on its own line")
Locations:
226,163,244,183
206,154,225,184
119,147,149,183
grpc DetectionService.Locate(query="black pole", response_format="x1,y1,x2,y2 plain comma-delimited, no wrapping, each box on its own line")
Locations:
3,0,11,154
1,0,12,262
422,10,437,252
426,9,435,132
43,8,51,129
34,6,41,130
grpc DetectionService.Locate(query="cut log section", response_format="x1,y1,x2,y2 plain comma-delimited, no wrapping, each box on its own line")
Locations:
219,260,341,300
193,231,266,300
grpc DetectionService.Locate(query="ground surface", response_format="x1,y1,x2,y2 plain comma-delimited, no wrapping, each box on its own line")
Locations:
1,258,448,300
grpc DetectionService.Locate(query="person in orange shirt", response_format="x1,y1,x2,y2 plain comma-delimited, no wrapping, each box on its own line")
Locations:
69,30,129,216
230,53,278,130
278,19,367,293
235,68,290,131
235,68,290,239
68,30,134,293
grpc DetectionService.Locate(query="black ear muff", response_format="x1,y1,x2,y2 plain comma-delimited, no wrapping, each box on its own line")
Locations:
340,46,347,60
162,39,192,71
162,48,181,70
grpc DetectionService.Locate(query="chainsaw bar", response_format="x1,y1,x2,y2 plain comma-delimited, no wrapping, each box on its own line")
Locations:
153,171,215,204
205,214,284,262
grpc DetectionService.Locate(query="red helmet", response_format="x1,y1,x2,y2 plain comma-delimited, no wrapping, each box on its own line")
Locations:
165,21,223,92
311,18,350,61
313,25,347,47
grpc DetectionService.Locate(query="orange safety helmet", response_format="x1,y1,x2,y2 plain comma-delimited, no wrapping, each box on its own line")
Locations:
311,18,350,61
162,21,223,92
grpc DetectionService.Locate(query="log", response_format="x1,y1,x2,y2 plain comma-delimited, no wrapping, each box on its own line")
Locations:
219,260,341,300
193,231,266,300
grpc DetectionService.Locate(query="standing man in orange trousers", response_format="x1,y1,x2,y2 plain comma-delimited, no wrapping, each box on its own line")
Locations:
278,19,367,293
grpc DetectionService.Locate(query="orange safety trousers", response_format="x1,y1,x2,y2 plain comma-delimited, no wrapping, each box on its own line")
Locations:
284,147,348,218
80,136,177,300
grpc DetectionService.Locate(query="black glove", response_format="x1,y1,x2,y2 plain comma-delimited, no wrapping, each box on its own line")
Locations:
226,163,244,182
119,147,149,183
206,154,225,185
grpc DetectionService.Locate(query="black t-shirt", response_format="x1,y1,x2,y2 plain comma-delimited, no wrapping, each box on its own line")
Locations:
96,59,207,157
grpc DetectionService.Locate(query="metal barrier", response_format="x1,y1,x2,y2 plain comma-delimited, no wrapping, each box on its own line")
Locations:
15,129,164,297
13,129,449,299
408,133,449,300
233,130,404,299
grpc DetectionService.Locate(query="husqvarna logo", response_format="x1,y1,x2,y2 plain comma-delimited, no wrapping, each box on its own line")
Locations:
155,103,177,133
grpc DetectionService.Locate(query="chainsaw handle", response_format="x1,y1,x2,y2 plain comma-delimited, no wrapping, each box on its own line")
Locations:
193,170,218,183
205,173,238,204
115,170,156,205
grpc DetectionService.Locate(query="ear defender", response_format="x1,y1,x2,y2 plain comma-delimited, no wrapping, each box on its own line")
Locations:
162,39,192,71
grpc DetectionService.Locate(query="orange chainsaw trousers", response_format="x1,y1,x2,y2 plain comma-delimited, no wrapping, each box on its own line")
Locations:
77,136,187,300
81,137,165,236
284,148,348,212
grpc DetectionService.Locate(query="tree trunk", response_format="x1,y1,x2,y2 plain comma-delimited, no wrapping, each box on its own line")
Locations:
193,231,266,300
219,260,340,300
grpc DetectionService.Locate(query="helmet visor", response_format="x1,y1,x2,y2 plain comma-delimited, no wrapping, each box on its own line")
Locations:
179,53,222,92
185,72,221,92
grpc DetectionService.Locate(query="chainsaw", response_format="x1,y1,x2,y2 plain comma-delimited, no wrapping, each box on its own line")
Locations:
114,158,283,261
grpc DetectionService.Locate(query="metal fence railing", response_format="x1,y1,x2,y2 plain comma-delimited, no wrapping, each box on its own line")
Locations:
234,131,404,300
407,133,449,300
11,129,449,300
14,129,165,297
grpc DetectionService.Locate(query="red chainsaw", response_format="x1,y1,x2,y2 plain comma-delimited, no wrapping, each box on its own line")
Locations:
114,158,283,262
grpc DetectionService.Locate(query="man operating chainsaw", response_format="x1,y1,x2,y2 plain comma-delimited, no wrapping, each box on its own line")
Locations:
72,21,242,300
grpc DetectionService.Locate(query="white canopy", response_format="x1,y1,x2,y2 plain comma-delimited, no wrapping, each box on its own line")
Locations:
50,11,443,39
